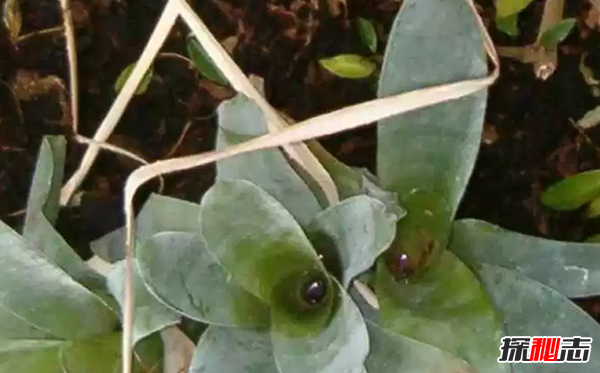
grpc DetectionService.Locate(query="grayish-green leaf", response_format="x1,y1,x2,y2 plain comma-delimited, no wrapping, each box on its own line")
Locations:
473,264,600,371
216,95,322,226
306,143,406,221
187,36,228,86
24,136,65,229
495,0,535,18
319,55,376,79
271,280,369,373
307,195,398,287
188,326,278,373
496,14,519,36
115,63,154,95
106,260,180,344
21,136,105,289
0,220,117,341
451,219,600,298
539,18,576,49
377,0,488,259
356,18,377,53
136,231,269,328
90,193,202,262
199,179,323,303
365,321,475,373
541,169,600,210
376,250,507,373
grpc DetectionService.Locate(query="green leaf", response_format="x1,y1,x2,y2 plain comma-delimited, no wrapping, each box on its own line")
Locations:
90,193,202,262
106,260,180,344
188,326,278,373
0,341,63,373
115,63,154,95
377,0,488,264
21,137,105,290
375,250,507,373
356,18,377,53
539,18,576,49
186,36,228,86
451,219,600,298
0,220,117,340
495,0,535,18
541,170,600,210
473,264,600,371
23,136,65,229
61,332,163,373
216,94,322,226
306,141,364,199
307,142,406,220
135,231,269,328
365,321,475,373
307,195,398,287
588,194,600,218
271,280,368,373
496,14,519,36
319,55,376,79
199,180,336,336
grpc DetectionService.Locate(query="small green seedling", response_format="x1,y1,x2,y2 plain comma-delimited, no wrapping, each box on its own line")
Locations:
317,18,379,80
541,169,600,213
115,62,154,95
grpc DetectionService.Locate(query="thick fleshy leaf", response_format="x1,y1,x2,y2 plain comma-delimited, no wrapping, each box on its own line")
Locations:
307,142,405,219
451,219,600,298
90,193,202,262
0,220,117,341
271,280,369,373
136,231,269,328
188,326,278,373
319,54,376,79
23,136,65,229
216,95,322,226
106,260,180,344
199,180,336,336
20,137,105,289
60,332,163,373
375,250,507,373
200,179,324,300
541,170,600,211
495,0,535,18
473,264,600,371
0,341,63,373
377,0,488,263
307,195,398,287
365,321,475,373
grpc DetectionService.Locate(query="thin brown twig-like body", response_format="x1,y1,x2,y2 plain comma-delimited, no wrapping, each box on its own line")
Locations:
17,25,64,43
58,0,79,133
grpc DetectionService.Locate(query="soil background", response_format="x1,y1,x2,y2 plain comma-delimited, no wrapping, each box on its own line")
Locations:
1,0,600,318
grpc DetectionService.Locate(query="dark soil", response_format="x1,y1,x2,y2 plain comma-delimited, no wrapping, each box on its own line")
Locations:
1,0,599,319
